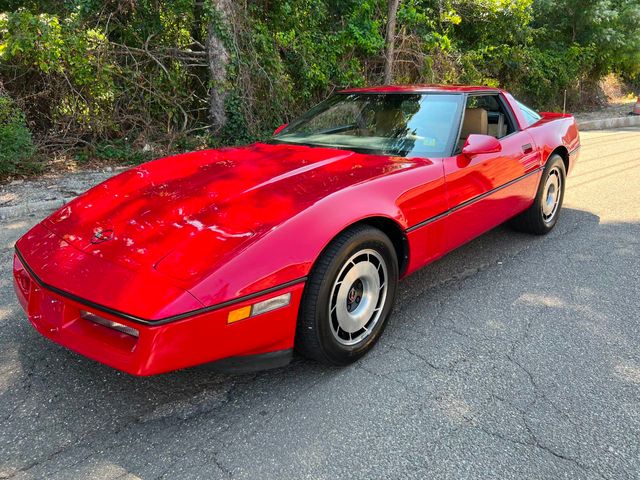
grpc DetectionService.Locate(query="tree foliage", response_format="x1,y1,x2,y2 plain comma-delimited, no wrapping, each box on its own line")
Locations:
0,90,36,174
0,0,638,175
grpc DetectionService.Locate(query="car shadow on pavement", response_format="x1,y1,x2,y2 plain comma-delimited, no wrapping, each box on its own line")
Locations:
6,207,640,478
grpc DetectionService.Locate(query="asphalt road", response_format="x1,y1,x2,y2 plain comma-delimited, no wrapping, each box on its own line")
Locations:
1,128,639,480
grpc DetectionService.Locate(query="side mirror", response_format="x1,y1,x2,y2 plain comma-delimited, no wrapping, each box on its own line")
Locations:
462,134,502,156
273,123,288,136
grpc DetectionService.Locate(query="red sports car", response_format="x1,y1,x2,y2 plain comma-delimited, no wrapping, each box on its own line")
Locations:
13,85,580,375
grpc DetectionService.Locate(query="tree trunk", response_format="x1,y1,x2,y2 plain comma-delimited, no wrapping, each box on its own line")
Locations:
383,0,400,84
192,1,204,47
206,0,233,134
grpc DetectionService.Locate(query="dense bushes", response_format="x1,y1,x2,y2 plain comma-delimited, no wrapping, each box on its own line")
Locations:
0,0,638,177
0,92,36,174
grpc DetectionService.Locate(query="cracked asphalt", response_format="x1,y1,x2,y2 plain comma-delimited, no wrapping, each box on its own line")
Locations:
1,128,639,479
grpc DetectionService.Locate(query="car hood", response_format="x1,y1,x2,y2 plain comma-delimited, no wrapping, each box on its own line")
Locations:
44,142,418,283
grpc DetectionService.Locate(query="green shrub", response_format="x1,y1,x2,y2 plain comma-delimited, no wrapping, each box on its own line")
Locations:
0,0,637,174
0,93,36,175
94,140,154,165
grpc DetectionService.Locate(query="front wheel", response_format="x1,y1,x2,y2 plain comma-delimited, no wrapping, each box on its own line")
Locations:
295,225,399,365
509,154,566,235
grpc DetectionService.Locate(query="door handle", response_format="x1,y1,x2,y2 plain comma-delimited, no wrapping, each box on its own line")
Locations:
522,144,533,154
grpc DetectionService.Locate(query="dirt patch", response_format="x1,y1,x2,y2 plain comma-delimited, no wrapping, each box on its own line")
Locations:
574,98,638,122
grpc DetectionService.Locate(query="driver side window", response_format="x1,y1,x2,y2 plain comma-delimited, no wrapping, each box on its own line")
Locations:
456,94,517,151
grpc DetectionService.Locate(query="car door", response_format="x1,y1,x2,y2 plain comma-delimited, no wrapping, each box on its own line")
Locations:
441,93,541,251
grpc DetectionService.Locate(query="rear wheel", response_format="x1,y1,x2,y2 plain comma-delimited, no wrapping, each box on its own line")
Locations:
509,154,566,235
295,225,398,365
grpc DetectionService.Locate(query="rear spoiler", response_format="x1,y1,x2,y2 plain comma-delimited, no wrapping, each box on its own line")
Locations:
539,111,574,119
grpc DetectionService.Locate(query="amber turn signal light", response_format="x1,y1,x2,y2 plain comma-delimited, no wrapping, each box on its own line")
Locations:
227,293,291,324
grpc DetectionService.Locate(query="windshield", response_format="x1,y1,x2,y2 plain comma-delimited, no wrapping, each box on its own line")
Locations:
272,93,464,157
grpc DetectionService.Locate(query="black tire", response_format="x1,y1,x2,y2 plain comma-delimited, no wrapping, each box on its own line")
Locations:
509,154,566,235
295,225,399,365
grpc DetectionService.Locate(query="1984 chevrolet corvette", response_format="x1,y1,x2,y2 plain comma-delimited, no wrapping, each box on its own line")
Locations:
13,85,580,375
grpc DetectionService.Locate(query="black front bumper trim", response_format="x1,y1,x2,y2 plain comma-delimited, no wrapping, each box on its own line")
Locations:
198,349,293,374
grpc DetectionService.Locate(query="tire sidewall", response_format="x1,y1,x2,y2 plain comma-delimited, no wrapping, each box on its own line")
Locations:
312,229,398,364
536,154,566,232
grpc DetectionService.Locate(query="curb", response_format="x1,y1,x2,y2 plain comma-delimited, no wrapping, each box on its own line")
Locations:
578,115,640,131
0,197,75,221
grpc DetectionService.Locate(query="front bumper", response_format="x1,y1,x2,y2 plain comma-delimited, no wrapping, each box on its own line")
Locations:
13,253,304,375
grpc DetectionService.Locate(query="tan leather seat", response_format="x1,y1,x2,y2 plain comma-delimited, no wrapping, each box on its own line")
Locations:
457,108,488,150
460,108,488,138
487,113,505,138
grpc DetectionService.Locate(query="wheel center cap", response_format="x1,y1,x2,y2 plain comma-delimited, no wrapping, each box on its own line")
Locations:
346,279,364,313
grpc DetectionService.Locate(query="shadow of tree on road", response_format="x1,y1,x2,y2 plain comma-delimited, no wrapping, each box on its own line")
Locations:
2,208,639,479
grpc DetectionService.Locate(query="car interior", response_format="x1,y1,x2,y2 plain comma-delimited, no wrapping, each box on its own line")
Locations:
456,95,516,152
374,108,404,136
323,96,459,155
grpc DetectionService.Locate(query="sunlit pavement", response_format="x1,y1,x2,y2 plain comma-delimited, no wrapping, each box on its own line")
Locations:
1,128,639,479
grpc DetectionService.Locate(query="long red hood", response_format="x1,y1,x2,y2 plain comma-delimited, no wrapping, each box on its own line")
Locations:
44,142,419,283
